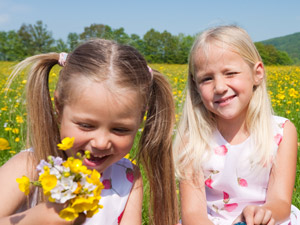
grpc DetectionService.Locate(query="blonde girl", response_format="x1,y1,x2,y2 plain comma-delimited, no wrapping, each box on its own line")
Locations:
0,39,179,225
174,25,299,225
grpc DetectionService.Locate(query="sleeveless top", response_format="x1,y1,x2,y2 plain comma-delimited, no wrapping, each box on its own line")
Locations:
17,157,134,225
201,116,299,225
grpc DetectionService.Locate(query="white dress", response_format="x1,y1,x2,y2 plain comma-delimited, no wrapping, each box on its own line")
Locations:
17,157,134,225
201,116,300,225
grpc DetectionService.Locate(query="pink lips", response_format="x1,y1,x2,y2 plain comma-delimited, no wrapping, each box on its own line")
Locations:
214,95,236,106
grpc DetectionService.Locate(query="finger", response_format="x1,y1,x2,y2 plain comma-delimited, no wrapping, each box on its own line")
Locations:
267,217,275,225
260,209,272,224
253,207,265,224
243,206,255,225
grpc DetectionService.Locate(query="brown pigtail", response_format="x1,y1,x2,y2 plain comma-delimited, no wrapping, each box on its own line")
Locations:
10,53,65,163
138,69,179,225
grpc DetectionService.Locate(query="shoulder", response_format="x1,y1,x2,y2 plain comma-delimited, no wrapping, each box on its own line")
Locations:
0,151,37,216
272,115,289,126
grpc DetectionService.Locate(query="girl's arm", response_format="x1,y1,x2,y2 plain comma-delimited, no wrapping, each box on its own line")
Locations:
0,151,84,225
119,165,143,225
180,166,214,225
233,120,298,225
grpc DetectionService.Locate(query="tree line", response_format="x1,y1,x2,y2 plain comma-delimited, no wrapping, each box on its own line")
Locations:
0,20,293,65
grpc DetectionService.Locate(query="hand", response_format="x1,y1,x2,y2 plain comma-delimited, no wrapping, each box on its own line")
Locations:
232,205,275,225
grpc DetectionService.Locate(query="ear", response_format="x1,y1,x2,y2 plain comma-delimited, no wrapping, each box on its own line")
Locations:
253,61,264,85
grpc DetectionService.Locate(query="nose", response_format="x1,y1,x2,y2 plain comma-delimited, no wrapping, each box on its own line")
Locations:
214,76,228,94
90,132,111,150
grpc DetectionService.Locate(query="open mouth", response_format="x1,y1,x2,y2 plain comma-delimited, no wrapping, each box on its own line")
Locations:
79,150,110,167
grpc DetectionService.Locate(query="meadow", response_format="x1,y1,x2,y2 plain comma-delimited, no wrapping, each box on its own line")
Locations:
0,62,299,223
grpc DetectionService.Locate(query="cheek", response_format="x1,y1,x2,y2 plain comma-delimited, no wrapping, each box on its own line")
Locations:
117,135,136,153
198,86,212,103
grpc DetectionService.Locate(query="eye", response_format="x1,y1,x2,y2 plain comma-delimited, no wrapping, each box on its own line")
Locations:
112,127,131,134
225,71,238,76
78,123,94,130
199,76,212,84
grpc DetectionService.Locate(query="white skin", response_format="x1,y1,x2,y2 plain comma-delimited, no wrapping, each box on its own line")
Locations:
0,78,143,225
180,42,297,225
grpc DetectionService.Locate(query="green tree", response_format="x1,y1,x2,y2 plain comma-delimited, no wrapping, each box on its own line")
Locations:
111,27,130,44
176,34,195,64
0,30,26,61
17,20,55,56
54,39,69,52
143,29,164,63
79,24,112,41
67,32,80,51
255,42,293,65
128,34,145,54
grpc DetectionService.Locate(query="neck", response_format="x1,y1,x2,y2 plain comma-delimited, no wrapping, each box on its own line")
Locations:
216,114,249,145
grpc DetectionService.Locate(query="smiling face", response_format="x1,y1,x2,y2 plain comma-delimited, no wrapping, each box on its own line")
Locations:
58,78,142,173
194,42,263,126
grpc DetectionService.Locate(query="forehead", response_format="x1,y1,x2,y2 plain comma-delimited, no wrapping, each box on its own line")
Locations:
193,42,246,72
69,77,142,110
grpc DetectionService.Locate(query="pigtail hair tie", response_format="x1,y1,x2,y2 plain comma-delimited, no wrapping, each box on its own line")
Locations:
58,52,68,67
147,65,153,80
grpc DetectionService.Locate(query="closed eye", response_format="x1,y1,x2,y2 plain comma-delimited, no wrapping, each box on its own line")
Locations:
112,127,131,135
225,71,239,76
200,76,213,83
78,123,94,130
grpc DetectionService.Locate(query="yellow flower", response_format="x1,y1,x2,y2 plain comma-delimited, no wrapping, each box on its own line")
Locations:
71,196,100,212
63,157,87,174
15,137,20,142
86,203,103,218
16,116,24,123
57,137,75,151
0,138,11,150
124,154,136,165
59,207,79,221
12,128,19,134
16,176,30,195
40,174,57,195
86,169,101,185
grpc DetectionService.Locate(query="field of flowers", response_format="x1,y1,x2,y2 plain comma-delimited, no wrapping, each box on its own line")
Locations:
0,62,299,221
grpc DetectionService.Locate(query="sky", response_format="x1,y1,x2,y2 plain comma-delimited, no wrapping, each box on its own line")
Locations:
1,0,300,42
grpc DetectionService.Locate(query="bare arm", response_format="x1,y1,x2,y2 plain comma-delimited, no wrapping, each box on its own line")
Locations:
233,121,298,225
119,165,143,225
180,167,214,225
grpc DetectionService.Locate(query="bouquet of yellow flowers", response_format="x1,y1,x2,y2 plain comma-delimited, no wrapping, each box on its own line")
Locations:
16,137,104,221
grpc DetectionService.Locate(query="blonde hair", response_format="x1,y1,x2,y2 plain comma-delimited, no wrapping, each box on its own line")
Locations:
174,25,274,179
9,39,178,225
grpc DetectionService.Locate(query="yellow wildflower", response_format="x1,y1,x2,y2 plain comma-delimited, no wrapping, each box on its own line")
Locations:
12,128,19,134
71,196,100,212
57,137,75,151
40,174,57,196
16,176,30,195
59,207,79,221
16,116,24,123
0,138,11,150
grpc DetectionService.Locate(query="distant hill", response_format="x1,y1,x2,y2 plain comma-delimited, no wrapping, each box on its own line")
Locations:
261,32,300,64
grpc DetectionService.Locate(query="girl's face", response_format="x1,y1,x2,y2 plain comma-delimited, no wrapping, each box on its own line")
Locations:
194,43,263,125
58,79,142,173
